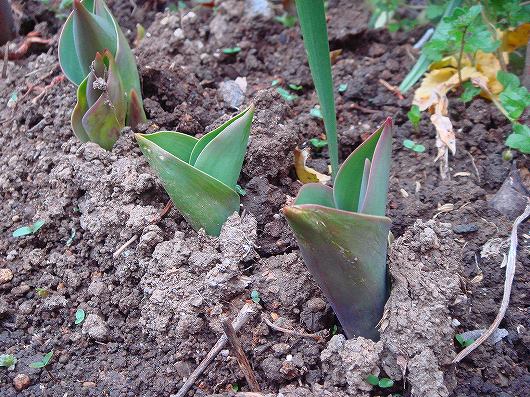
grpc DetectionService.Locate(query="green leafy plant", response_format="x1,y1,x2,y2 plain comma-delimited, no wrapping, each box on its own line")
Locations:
366,374,395,388
136,106,254,236
75,308,86,325
338,83,348,93
309,137,328,149
423,4,499,84
460,81,481,103
59,0,146,150
287,0,393,340
35,288,49,298
310,106,323,119
284,120,392,339
399,0,462,93
455,333,474,347
403,139,425,153
0,354,17,371
407,104,421,130
222,46,241,54
30,351,53,369
12,220,45,238
277,87,298,102
275,13,297,28
497,71,530,121
250,290,260,304
506,123,530,154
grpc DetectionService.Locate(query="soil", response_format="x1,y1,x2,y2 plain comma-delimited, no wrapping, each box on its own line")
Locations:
1,1,529,397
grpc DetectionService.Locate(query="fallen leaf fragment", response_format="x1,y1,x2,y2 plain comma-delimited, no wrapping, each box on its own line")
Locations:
294,146,330,184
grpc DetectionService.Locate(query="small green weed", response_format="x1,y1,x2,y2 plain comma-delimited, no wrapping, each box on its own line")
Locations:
30,351,53,369
12,220,45,238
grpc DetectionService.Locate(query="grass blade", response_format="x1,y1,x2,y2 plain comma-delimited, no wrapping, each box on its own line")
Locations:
296,0,339,179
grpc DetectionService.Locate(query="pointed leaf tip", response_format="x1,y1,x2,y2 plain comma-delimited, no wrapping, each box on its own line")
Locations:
359,118,393,217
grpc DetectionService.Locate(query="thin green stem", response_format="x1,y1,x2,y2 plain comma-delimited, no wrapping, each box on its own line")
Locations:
457,26,467,86
480,2,507,72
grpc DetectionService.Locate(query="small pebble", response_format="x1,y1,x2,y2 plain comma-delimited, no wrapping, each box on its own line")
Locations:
306,297,326,312
13,374,31,391
11,284,30,296
0,268,13,284
83,381,96,388
453,224,479,234
82,314,109,341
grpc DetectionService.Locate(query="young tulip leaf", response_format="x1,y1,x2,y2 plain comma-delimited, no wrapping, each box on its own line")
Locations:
136,106,254,236
72,0,116,76
283,205,391,339
142,131,198,161
59,0,146,148
285,120,393,340
359,118,393,217
71,76,90,142
294,183,335,208
189,108,250,165
127,89,146,128
333,120,389,212
357,158,371,211
192,106,254,188
80,51,126,150
137,134,240,235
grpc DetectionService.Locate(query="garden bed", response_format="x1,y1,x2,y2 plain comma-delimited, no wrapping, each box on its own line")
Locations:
0,1,528,396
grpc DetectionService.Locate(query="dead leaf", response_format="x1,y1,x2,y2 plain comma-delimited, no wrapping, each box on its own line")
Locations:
294,146,330,184
431,113,455,157
501,23,530,52
329,49,342,64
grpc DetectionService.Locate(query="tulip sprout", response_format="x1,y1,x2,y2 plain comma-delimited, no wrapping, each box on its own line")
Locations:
59,0,146,150
136,106,254,236
285,0,393,340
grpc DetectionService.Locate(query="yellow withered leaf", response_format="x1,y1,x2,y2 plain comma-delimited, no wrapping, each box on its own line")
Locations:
294,146,331,184
501,23,530,52
413,68,457,111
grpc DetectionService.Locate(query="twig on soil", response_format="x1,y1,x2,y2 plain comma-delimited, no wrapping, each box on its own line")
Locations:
15,65,60,108
263,317,325,342
379,79,405,100
222,319,261,392
112,235,138,258
31,75,65,104
2,44,8,78
112,201,173,257
175,304,256,397
7,32,51,60
349,103,381,114
466,150,481,183
452,201,530,363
